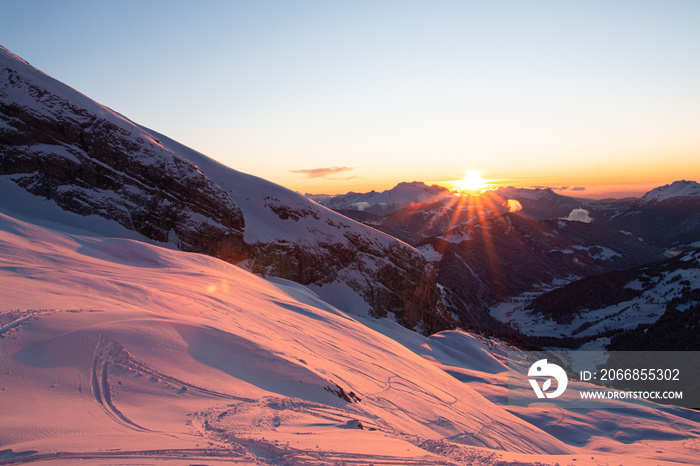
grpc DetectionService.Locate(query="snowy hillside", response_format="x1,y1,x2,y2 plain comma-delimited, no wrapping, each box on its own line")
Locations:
0,207,566,462
489,249,700,352
2,206,700,464
640,180,700,204
0,45,449,332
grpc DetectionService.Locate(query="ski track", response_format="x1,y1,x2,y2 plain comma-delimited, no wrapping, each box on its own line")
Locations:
0,447,466,466
193,418,467,466
90,335,257,434
90,336,151,433
0,448,254,465
193,399,504,465
0,309,102,338
0,310,59,338
0,314,33,338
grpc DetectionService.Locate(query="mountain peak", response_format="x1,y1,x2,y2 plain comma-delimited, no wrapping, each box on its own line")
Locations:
319,181,451,215
394,180,429,189
491,186,561,201
640,180,700,204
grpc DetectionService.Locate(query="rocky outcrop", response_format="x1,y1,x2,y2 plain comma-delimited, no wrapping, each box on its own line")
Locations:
0,65,246,261
246,234,450,333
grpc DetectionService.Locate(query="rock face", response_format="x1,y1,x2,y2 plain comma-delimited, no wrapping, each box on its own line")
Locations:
246,232,444,330
0,46,451,333
0,60,246,261
151,137,454,333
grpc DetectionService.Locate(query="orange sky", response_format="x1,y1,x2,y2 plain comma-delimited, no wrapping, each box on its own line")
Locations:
4,2,699,200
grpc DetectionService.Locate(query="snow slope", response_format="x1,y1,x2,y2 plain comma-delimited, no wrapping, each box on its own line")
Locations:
0,209,559,463
2,206,700,464
640,180,700,204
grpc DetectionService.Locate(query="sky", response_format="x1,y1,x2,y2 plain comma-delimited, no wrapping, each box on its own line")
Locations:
2,0,700,198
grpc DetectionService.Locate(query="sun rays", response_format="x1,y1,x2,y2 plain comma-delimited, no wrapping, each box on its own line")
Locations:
452,170,489,194
415,184,527,304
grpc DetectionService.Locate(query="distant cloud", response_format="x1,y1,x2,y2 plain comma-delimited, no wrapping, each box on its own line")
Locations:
562,208,593,223
350,201,371,211
290,166,354,179
532,185,570,192
507,199,522,213
530,185,586,193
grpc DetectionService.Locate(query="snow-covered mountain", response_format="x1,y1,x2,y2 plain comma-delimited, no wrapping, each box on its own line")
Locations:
2,205,699,464
319,179,700,341
595,181,700,248
0,45,450,333
319,181,452,216
427,213,664,334
317,185,667,339
493,248,700,352
640,180,700,204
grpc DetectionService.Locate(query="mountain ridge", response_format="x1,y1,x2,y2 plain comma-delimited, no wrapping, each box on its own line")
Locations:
640,180,700,204
0,45,450,333
313,180,699,341
319,181,452,216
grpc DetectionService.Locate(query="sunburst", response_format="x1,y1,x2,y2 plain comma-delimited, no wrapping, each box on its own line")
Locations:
453,170,488,193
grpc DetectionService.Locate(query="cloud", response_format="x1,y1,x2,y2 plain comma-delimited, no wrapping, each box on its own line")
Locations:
562,208,593,223
529,185,587,194
350,201,371,211
531,185,570,192
507,199,522,212
290,166,354,179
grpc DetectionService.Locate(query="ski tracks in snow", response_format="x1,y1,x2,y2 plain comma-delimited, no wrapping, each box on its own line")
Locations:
90,335,256,434
90,335,151,432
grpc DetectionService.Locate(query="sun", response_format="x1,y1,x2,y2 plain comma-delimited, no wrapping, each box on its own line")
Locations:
453,170,488,192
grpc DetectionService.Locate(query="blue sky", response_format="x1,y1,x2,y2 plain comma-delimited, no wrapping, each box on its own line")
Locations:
2,0,699,196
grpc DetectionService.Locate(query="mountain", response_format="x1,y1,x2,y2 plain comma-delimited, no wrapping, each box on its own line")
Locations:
421,213,664,336
316,184,667,339
0,209,566,462
640,180,700,204
319,181,452,216
0,45,451,333
596,181,700,249
2,206,700,464
490,186,590,221
515,248,700,351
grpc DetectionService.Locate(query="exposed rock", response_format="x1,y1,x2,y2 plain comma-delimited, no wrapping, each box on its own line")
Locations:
0,64,246,261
